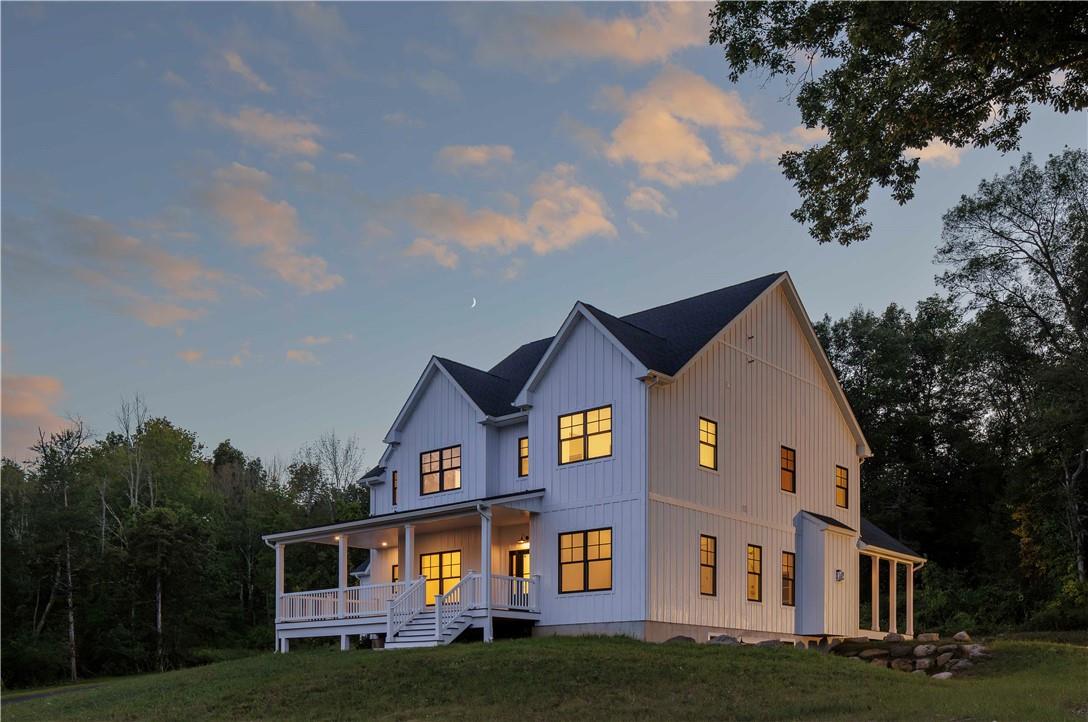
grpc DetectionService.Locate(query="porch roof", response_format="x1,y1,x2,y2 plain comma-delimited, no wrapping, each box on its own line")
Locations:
859,517,924,562
261,488,544,546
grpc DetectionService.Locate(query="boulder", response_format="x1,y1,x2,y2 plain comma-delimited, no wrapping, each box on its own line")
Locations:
840,648,859,657
708,634,740,646
859,648,889,659
666,635,695,644
890,658,914,672
961,644,989,658
914,657,934,671
937,644,958,654
756,639,782,648
916,632,940,642
936,652,954,667
949,659,974,672
846,636,871,644
914,644,937,657
931,672,954,680
870,658,888,668
953,631,971,642
912,669,927,675
889,644,914,658
883,632,905,642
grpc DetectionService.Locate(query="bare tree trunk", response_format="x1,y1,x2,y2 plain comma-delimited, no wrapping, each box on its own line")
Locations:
33,564,61,638
1064,449,1087,583
65,536,77,681
156,571,164,672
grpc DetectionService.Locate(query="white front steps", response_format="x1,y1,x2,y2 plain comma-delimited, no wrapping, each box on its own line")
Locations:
384,610,473,649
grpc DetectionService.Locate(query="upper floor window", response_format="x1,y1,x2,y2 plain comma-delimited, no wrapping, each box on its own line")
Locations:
392,470,398,506
781,551,796,606
746,544,763,602
518,436,529,478
699,534,717,596
559,527,612,593
558,405,612,465
420,445,461,495
780,446,796,493
699,418,718,470
835,465,849,508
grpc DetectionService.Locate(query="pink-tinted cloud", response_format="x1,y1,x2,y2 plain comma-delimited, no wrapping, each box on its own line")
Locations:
178,349,205,364
212,107,323,156
222,50,274,93
908,140,965,167
1,374,66,460
625,184,676,218
436,144,515,172
207,163,343,293
286,348,319,364
301,335,332,345
405,238,459,269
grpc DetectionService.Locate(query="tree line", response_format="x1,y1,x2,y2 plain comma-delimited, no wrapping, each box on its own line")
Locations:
3,151,1085,688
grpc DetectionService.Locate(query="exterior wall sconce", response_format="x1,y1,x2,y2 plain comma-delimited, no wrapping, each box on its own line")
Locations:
835,569,845,582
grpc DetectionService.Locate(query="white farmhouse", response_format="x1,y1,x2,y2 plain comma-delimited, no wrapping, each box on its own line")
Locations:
264,272,923,650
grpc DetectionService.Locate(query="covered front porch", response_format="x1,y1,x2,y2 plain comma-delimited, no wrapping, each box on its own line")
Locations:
856,519,926,639
264,490,543,651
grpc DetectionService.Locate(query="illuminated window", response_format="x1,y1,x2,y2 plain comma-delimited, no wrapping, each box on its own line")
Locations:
835,465,849,508
559,528,612,593
781,552,795,606
392,470,398,506
420,445,461,495
699,418,718,470
420,550,461,605
558,405,612,465
391,564,399,583
518,436,529,478
700,535,717,596
746,544,762,602
780,446,796,493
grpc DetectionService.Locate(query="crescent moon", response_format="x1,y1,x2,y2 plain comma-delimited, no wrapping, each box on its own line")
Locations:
471,297,477,308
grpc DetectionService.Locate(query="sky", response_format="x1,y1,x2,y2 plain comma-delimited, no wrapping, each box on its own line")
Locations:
3,2,1085,467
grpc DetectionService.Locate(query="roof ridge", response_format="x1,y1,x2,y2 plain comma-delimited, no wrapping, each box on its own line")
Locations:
620,271,786,321
435,356,514,383
580,302,669,342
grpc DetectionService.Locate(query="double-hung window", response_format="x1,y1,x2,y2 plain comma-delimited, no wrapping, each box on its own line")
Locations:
835,465,849,508
420,445,461,495
781,552,796,606
746,544,763,602
518,437,529,478
780,446,796,493
699,418,717,470
558,528,612,593
558,405,612,465
699,535,717,596
392,470,398,506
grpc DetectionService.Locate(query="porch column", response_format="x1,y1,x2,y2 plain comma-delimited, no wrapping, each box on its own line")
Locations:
337,535,348,620
480,508,493,643
870,555,879,631
404,524,415,581
275,543,285,625
888,560,898,635
906,563,915,638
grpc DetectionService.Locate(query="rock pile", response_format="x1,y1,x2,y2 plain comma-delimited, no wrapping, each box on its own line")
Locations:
831,631,988,678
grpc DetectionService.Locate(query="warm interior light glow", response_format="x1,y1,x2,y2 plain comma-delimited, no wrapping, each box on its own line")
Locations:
381,541,388,547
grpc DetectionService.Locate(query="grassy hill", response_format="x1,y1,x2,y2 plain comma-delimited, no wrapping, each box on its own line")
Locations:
3,635,1086,721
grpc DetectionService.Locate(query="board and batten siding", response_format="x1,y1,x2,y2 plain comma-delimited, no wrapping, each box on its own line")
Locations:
527,315,648,628
647,285,860,635
492,422,530,498
375,370,487,515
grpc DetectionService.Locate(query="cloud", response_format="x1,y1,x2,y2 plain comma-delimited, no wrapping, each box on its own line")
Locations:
383,111,424,128
405,238,459,269
908,140,965,168
466,3,709,68
294,160,316,174
436,144,515,172
400,163,615,261
413,69,462,100
178,349,205,364
206,163,343,293
286,348,320,364
211,107,323,156
597,66,815,188
335,152,359,163
74,269,208,327
301,335,331,345
162,70,189,88
625,184,676,218
1,374,67,460
627,218,648,236
222,50,274,93
288,2,352,48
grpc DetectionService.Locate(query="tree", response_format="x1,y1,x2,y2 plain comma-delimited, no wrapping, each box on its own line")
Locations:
709,2,1088,245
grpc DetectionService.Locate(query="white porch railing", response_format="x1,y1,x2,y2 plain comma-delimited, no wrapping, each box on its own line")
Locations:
491,574,540,612
279,581,407,623
435,572,480,638
387,576,426,638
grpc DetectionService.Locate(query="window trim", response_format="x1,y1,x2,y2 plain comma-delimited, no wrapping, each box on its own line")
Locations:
392,470,398,506
557,404,613,466
558,527,613,594
746,544,763,603
780,446,796,494
518,436,529,478
419,444,462,496
699,534,717,596
835,465,849,509
781,551,796,607
698,417,718,471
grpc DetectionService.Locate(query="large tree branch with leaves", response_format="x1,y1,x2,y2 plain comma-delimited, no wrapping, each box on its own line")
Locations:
710,1,1088,245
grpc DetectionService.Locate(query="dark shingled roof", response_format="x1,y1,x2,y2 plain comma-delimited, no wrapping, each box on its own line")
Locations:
804,511,856,532
861,517,923,559
438,272,785,417
360,465,385,481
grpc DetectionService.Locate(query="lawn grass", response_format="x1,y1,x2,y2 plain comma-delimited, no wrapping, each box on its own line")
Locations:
3,635,1085,721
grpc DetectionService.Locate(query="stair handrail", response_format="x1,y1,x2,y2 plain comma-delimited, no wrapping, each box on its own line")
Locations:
387,576,426,639
434,572,479,639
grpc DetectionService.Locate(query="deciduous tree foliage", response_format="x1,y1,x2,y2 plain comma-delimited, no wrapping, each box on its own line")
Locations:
709,1,1088,245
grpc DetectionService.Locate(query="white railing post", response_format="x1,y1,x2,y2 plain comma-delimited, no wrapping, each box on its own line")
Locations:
435,593,444,639
337,535,348,620
275,543,285,624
